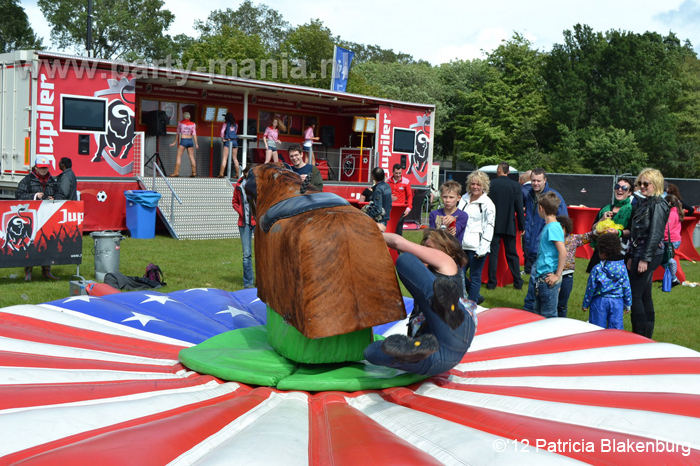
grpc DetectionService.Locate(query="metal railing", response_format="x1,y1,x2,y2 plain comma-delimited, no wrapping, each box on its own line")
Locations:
150,160,182,225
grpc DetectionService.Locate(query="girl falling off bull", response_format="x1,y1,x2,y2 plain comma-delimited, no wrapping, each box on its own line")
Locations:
364,229,477,376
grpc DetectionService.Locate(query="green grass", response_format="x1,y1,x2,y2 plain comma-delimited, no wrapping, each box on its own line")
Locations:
2,230,700,352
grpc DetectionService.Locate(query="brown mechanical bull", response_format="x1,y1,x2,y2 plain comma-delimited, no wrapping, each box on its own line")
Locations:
245,163,405,339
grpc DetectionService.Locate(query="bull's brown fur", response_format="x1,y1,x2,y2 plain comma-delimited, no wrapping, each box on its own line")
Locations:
251,164,406,339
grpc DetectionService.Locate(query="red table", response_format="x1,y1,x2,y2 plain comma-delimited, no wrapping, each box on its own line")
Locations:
568,206,600,259
678,214,700,262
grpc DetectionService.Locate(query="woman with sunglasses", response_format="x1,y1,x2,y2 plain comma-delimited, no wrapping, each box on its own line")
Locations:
586,177,635,273
626,168,670,339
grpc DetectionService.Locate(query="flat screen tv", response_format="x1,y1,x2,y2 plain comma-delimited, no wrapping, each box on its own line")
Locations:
61,96,106,132
393,128,416,154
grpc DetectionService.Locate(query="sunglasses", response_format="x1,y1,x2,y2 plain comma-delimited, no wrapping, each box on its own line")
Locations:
635,181,652,188
614,184,630,191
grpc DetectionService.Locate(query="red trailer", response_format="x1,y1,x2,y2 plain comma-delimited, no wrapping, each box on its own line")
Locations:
0,50,435,236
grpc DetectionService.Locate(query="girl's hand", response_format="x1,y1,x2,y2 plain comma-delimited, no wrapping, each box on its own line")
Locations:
169,142,176,147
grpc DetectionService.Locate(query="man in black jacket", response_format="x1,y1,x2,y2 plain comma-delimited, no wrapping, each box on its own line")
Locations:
57,157,78,200
486,162,524,289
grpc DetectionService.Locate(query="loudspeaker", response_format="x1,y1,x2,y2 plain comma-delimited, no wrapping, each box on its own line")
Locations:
241,119,256,136
146,110,168,136
78,134,90,155
400,154,407,169
321,125,335,147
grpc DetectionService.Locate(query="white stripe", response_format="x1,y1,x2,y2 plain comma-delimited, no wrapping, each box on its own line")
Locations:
0,366,195,385
169,392,309,466
380,317,410,337
6,303,194,347
449,373,700,396
1,380,228,415
346,393,587,465
0,335,178,366
456,342,700,372
469,317,601,352
0,382,239,456
416,382,700,450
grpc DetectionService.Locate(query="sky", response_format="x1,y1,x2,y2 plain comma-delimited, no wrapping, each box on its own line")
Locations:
22,0,700,64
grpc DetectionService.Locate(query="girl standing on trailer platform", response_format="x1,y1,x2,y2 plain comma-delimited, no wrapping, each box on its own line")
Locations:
263,118,285,164
219,113,240,179
169,112,198,177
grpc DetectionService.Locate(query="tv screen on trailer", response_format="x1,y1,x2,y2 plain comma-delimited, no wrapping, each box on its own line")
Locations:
393,128,416,154
62,97,106,132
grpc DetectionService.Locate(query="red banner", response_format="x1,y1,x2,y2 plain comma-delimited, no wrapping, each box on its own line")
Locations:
0,200,83,268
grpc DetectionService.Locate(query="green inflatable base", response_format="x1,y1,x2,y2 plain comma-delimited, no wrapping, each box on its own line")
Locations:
179,325,429,391
266,306,372,364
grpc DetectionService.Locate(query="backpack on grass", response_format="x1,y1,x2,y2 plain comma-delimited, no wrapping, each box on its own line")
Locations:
144,263,165,285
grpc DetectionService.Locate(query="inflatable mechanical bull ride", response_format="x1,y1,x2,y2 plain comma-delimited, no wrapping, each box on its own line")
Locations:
179,164,427,390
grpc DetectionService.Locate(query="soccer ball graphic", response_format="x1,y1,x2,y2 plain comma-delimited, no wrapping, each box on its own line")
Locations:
96,191,108,202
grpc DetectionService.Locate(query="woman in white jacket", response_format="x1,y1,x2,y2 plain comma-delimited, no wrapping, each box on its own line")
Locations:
457,170,496,305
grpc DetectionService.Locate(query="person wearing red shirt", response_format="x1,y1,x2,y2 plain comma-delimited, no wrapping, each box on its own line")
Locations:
387,163,414,236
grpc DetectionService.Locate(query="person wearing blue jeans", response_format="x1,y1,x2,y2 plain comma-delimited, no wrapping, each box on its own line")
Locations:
232,166,256,288
457,170,496,305
464,251,487,303
364,231,477,376
523,192,566,318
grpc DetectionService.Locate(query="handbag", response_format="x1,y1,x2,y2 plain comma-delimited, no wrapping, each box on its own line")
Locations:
661,224,675,267
662,266,673,292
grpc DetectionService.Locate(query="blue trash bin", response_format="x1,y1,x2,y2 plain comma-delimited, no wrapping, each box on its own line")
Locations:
124,190,161,239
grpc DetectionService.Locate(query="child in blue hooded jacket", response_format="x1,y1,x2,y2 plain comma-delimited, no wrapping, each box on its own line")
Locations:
582,233,632,329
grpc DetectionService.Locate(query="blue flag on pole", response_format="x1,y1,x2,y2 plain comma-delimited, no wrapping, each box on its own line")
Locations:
330,45,354,92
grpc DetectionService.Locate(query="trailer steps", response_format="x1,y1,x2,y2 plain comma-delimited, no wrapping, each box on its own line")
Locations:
137,176,239,240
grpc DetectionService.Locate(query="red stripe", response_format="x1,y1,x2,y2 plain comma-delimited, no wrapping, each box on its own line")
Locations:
0,312,184,359
0,350,184,373
0,375,219,410
454,357,700,379
434,379,700,419
381,387,700,465
463,329,651,363
475,307,543,335
3,385,264,466
308,393,442,466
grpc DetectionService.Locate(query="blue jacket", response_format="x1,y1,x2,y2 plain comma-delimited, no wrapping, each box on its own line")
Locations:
523,183,568,256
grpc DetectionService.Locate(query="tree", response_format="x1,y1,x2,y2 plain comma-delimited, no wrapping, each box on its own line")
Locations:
350,61,440,104
0,0,43,53
38,0,175,60
279,19,337,88
542,24,698,176
182,25,267,79
340,42,414,65
454,34,550,169
195,1,289,54
435,59,492,165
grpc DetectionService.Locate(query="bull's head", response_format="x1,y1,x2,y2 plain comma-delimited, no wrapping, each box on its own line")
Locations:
107,101,135,140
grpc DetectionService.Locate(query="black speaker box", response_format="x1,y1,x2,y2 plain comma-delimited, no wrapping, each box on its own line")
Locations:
321,125,335,147
146,110,168,136
78,134,90,155
237,119,257,137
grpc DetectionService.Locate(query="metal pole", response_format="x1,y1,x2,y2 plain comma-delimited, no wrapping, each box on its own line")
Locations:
87,0,93,57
